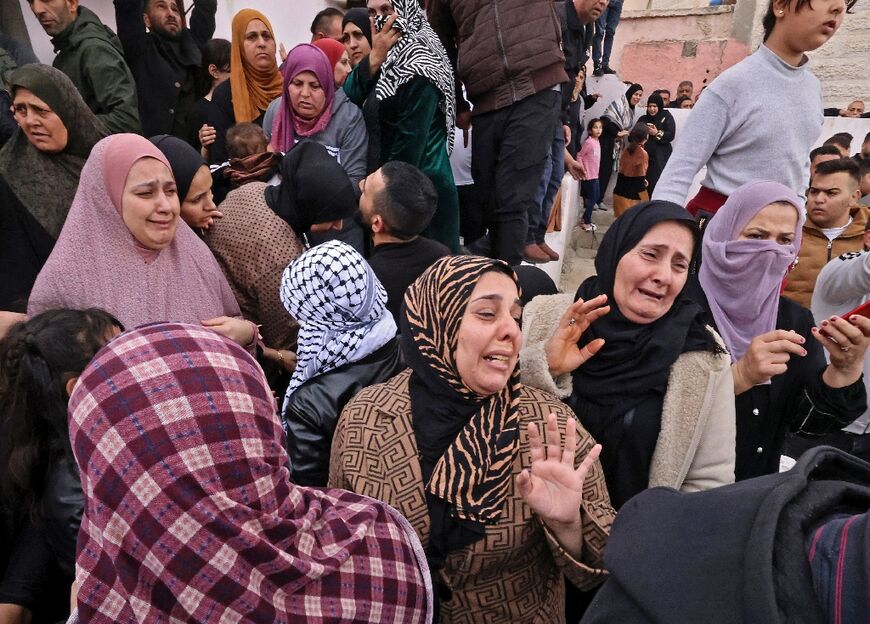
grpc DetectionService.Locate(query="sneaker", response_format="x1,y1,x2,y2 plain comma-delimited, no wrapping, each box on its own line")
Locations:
579,223,597,232
594,203,608,211
521,243,551,264
538,241,560,261
592,65,604,77
602,65,616,75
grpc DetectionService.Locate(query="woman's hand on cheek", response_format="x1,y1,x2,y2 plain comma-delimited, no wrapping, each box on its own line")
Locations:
814,315,870,388
731,329,806,395
516,413,601,559
545,295,610,377
370,14,401,74
201,316,255,347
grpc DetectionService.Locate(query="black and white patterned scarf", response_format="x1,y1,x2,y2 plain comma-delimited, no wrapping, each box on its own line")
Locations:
280,241,397,410
374,0,456,154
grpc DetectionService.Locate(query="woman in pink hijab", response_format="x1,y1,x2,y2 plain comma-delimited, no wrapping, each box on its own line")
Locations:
27,134,254,347
264,43,367,189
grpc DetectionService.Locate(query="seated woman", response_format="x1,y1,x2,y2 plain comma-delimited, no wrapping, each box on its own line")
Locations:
692,180,869,480
522,202,736,509
66,322,432,623
343,0,460,252
280,241,403,487
0,309,121,624
201,10,283,164
312,37,352,87
27,134,254,349
150,134,222,234
264,43,367,190
0,64,106,312
204,142,359,375
330,255,614,622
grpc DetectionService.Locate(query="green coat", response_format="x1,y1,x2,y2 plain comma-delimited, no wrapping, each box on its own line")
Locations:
345,65,459,252
50,6,140,134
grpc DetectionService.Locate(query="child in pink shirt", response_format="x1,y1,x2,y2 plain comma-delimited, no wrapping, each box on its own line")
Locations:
578,118,603,231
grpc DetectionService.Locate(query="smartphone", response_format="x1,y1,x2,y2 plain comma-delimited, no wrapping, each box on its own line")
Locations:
844,300,870,322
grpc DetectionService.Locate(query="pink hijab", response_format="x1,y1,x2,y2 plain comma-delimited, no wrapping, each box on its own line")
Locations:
27,134,241,329
269,44,335,152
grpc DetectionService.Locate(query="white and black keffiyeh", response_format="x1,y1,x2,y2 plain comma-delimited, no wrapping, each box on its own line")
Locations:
374,0,456,154
280,241,397,410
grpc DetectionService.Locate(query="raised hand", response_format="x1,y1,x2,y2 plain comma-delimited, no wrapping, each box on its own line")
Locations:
813,314,870,388
517,413,602,558
731,329,806,394
545,295,610,377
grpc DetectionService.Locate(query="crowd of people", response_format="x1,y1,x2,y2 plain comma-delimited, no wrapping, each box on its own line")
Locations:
1,0,870,622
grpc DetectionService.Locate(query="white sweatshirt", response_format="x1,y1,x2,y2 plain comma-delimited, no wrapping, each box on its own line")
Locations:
811,250,870,433
653,45,823,205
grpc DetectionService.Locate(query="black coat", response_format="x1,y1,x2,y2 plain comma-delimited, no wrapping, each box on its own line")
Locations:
114,0,216,137
282,337,405,487
689,282,866,480
580,446,870,624
555,0,594,126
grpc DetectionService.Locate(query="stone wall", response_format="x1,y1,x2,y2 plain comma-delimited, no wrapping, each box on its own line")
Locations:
610,0,870,108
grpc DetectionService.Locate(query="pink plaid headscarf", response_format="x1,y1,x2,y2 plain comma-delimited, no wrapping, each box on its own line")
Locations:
69,323,432,623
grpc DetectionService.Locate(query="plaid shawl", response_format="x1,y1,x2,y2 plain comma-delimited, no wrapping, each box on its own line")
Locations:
68,322,431,623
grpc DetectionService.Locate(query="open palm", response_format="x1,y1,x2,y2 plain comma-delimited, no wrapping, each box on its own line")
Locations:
516,413,602,526
545,295,610,377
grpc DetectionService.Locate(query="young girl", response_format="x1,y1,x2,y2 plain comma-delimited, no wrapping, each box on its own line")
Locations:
0,309,121,623
612,123,650,218
653,0,853,216
578,118,604,231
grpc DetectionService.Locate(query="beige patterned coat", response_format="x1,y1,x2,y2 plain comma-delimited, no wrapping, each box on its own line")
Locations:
329,369,614,624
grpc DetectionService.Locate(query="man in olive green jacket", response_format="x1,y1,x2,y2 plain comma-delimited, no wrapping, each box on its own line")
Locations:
28,0,140,134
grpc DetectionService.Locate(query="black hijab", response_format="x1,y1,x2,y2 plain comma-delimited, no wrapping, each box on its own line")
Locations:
149,134,205,202
573,201,716,416
342,8,373,47
264,142,357,234
637,92,673,132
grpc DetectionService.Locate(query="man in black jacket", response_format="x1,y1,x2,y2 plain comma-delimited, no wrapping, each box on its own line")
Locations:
359,161,451,325
114,0,216,137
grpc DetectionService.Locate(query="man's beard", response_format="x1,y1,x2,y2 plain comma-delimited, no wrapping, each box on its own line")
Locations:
152,22,183,40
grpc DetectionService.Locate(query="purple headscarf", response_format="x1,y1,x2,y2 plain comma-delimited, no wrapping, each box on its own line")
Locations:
270,44,335,152
699,180,805,363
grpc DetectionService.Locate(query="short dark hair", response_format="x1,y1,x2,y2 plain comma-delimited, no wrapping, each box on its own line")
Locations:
810,144,842,162
587,117,603,133
677,80,693,89
626,123,649,153
814,157,860,186
762,0,857,42
655,89,671,97
311,8,344,35
824,132,854,152
199,38,230,95
857,158,870,177
226,122,267,159
863,131,870,144
376,161,438,240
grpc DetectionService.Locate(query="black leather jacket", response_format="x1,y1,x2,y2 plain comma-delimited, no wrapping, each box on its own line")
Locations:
283,337,404,487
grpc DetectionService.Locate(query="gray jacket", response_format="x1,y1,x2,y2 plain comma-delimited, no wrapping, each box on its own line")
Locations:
263,90,367,188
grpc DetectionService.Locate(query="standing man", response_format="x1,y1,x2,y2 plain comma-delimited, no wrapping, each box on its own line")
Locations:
784,158,867,308
427,0,568,265
592,0,623,77
114,0,216,138
27,0,140,133
521,0,605,264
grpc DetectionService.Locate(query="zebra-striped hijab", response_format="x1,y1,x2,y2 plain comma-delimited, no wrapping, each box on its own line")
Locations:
374,0,456,154
401,256,521,523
